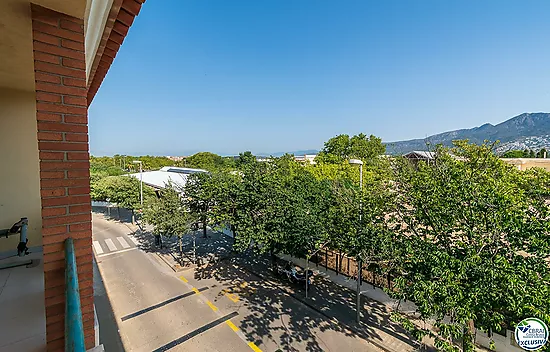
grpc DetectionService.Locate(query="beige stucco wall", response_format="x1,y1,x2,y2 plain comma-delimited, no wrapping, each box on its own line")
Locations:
0,88,42,252
501,158,550,172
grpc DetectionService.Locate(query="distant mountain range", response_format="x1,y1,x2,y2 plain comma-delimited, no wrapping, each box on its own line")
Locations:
252,113,550,157
386,112,550,155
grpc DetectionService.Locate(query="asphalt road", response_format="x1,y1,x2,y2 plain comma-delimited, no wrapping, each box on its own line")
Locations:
92,213,379,352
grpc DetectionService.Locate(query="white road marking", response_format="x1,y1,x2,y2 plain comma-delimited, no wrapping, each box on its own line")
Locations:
96,247,137,258
93,241,104,255
105,238,117,252
117,236,130,249
128,235,140,246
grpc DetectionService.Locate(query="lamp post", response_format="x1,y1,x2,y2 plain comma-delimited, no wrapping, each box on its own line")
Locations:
132,160,143,208
349,158,363,323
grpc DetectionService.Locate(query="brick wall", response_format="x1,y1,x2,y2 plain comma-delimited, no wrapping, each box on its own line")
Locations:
31,4,95,351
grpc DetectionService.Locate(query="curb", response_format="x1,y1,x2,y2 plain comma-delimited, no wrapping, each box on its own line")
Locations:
154,252,195,273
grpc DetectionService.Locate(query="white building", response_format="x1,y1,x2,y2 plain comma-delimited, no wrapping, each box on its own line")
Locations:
294,154,317,164
127,166,208,190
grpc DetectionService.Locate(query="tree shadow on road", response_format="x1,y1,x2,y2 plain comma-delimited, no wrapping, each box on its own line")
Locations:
93,211,423,352
189,233,422,352
92,206,134,224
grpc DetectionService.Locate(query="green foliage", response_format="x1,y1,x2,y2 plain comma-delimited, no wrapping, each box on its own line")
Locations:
184,172,218,235
233,157,332,258
316,133,386,164
390,140,550,350
235,151,256,169
112,154,175,171
185,152,234,171
501,149,527,158
99,135,550,352
90,175,154,210
90,156,126,182
143,184,195,237
502,148,548,158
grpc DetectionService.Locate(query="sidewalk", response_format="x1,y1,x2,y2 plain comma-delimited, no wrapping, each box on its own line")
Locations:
127,224,423,352
232,255,422,352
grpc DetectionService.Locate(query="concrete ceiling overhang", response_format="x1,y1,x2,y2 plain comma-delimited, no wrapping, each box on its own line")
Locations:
0,0,144,101
86,0,144,104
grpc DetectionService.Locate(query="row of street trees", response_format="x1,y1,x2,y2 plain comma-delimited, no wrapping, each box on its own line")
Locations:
91,134,550,351
502,148,548,158
146,135,549,352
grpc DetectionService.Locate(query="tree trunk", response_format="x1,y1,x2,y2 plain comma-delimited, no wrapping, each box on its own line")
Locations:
270,246,277,270
356,258,362,323
462,320,475,352
202,217,207,238
230,224,236,243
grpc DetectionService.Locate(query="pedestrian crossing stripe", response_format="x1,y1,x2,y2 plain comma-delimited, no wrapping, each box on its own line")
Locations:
93,236,136,255
105,238,117,251
93,241,104,254
117,236,130,248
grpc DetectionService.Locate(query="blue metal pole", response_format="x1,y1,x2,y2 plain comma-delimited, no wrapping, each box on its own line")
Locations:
65,238,86,351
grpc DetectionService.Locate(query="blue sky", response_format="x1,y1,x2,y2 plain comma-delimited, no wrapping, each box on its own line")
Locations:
89,0,550,156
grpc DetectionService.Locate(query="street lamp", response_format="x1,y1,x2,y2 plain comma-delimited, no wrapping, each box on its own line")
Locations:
349,159,363,192
349,158,363,324
132,160,143,208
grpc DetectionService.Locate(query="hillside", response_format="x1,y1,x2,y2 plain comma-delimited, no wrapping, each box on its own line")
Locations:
386,113,550,155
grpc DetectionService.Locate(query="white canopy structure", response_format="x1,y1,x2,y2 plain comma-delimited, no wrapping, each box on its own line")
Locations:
127,167,208,190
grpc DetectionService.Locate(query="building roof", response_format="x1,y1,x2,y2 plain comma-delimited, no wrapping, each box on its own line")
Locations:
127,167,207,190
404,151,436,160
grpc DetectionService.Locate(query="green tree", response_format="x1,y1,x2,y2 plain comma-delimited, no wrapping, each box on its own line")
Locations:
185,152,226,171
501,149,526,158
235,151,256,169
207,171,244,241
218,156,331,268
143,184,196,258
316,133,386,164
91,175,154,209
227,159,288,261
184,172,217,238
391,141,550,351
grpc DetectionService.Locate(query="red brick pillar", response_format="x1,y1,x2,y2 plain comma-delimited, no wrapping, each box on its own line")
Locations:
31,4,95,351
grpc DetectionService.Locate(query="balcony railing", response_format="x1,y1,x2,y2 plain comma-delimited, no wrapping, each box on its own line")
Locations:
65,238,86,351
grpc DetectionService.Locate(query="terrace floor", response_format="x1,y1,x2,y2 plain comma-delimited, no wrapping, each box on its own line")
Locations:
0,251,46,352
